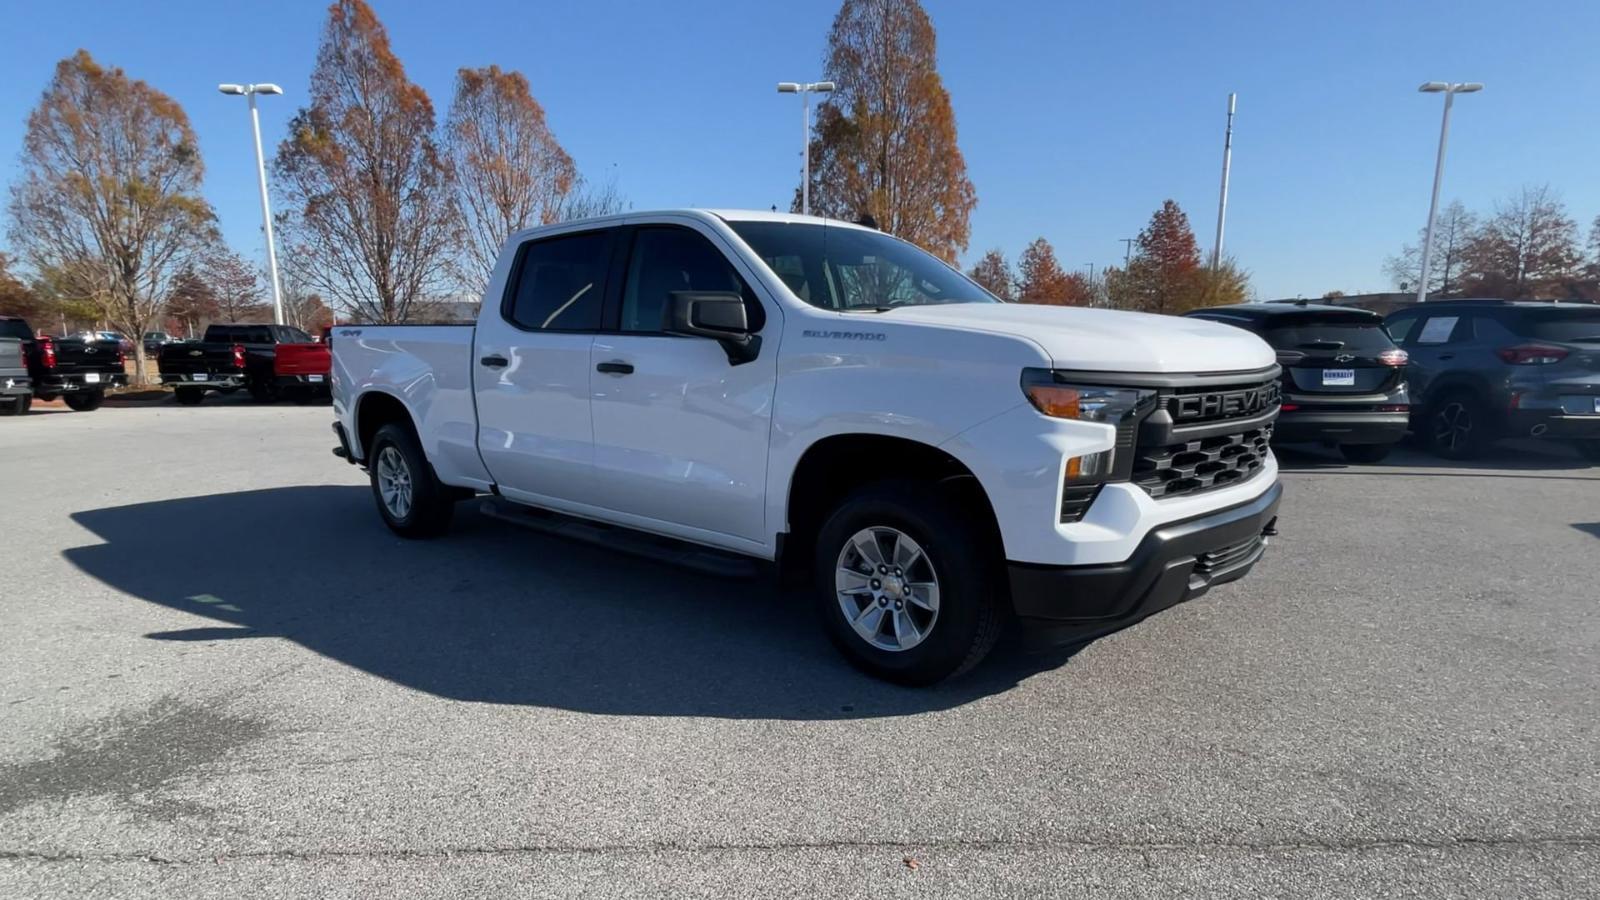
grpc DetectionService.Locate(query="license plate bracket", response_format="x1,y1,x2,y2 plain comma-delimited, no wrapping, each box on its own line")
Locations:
1322,368,1356,387
193,373,209,382
85,372,101,384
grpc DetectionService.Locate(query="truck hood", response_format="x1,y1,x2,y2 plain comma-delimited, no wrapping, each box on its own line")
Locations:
878,303,1275,373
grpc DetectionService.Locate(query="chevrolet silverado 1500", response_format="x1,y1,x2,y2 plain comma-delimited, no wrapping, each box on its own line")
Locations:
331,210,1283,683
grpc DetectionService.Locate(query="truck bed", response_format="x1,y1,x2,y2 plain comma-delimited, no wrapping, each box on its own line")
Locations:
331,325,487,486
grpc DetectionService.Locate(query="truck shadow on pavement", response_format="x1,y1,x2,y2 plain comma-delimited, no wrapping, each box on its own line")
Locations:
65,487,1071,720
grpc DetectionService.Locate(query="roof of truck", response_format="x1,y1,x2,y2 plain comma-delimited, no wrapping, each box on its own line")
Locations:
516,208,881,239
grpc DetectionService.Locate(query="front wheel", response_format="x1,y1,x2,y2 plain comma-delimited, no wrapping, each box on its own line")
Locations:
813,481,1004,685
63,390,105,412
368,422,456,538
1339,443,1395,464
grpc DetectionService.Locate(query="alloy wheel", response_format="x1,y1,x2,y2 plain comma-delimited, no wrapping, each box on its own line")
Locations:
835,527,940,652
376,446,414,520
1433,402,1472,453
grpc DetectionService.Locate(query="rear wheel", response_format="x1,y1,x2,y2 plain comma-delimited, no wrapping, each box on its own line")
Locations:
1339,443,1395,464
368,422,457,538
63,390,105,412
0,396,28,416
174,388,206,406
813,480,1003,685
1426,392,1488,460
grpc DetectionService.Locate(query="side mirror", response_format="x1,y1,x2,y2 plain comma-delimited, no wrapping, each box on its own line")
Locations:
667,291,761,365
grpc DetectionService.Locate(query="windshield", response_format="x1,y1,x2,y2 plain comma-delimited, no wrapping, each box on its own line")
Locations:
728,221,998,311
1510,309,1600,343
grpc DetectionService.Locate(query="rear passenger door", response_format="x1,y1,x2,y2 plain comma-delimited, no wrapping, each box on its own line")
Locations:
587,222,779,552
474,227,615,508
1401,313,1472,402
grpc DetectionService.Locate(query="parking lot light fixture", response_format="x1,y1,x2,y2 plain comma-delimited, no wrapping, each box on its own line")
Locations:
219,82,286,325
1415,81,1482,304
777,80,836,216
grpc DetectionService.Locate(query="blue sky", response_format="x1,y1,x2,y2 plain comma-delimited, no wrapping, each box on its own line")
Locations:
1,0,1596,300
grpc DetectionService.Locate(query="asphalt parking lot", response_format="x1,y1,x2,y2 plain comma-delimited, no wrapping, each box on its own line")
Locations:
2,401,1598,898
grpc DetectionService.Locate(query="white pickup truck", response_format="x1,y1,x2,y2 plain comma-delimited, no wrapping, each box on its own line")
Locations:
331,209,1282,684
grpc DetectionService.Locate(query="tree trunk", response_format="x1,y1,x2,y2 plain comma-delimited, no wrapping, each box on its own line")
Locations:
131,344,148,387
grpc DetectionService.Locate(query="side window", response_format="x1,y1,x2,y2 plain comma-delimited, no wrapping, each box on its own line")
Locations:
284,327,312,343
620,227,761,333
504,230,611,332
248,327,274,344
1412,315,1468,345
1384,315,1419,344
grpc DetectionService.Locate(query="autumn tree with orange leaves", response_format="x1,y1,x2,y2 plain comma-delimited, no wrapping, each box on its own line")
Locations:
6,50,215,381
967,249,1014,300
446,65,576,292
274,0,457,323
1015,238,1093,306
803,0,977,262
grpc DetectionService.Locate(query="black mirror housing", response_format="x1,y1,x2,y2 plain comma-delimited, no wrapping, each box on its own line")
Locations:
667,291,761,365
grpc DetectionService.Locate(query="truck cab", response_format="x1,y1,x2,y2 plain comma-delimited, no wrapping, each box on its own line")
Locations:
331,210,1283,684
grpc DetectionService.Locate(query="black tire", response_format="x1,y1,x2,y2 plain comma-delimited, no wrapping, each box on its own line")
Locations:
367,422,456,538
174,388,206,406
248,380,280,403
813,480,1004,685
1425,391,1488,460
0,396,27,416
1576,441,1600,463
1338,442,1395,464
63,390,105,412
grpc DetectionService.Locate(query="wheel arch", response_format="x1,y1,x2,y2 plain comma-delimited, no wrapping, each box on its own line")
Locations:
353,389,421,463
780,433,1004,576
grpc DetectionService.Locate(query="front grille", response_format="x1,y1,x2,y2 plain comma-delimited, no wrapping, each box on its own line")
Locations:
1194,533,1265,578
1132,424,1272,498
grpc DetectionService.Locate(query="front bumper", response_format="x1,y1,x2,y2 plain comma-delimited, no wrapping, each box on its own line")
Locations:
1009,480,1282,647
274,374,330,389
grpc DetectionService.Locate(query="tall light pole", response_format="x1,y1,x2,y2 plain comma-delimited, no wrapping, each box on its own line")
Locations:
1415,81,1482,304
1212,93,1236,270
219,83,286,325
777,81,836,216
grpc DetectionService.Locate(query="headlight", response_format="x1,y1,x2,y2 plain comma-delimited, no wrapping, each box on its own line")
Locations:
1021,369,1153,423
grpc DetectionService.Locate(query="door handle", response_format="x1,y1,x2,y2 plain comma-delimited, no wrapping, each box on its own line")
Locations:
480,354,508,368
596,361,634,375
1437,354,1454,361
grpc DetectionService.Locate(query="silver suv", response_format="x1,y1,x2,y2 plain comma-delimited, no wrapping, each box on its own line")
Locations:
1384,300,1600,461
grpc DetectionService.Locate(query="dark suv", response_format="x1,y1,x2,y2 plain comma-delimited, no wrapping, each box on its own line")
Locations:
1187,303,1410,462
1383,300,1600,460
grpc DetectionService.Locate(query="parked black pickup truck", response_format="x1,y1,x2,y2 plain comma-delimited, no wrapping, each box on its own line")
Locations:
1,334,31,415
0,316,128,412
158,323,323,405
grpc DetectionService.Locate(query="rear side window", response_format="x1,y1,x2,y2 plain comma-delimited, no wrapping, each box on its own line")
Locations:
504,230,611,331
1413,315,1472,345
1259,314,1395,351
0,319,33,341
1508,309,1600,343
204,326,237,343
1384,315,1419,344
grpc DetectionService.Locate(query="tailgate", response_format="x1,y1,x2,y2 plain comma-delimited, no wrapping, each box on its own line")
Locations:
159,343,239,375
274,343,331,376
0,338,25,376
50,338,125,375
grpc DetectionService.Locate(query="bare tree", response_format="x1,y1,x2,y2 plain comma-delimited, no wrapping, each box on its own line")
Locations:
446,65,575,292
273,0,458,323
6,50,214,382
199,246,266,322
1384,200,1475,297
555,172,629,222
967,249,1014,300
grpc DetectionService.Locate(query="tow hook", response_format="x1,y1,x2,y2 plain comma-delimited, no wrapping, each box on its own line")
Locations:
1261,517,1279,543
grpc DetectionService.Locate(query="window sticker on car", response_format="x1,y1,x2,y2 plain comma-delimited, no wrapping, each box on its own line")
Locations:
1417,316,1458,344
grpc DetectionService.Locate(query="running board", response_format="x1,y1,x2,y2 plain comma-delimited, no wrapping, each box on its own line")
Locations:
477,498,764,579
